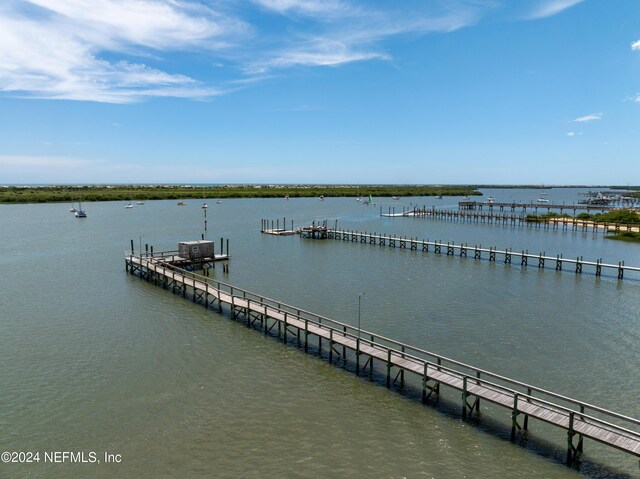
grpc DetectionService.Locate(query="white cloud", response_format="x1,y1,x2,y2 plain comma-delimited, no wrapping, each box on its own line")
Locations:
573,113,602,123
0,0,579,104
247,37,389,73
251,0,350,17
0,0,243,103
632,40,640,51
526,0,584,20
566,132,575,136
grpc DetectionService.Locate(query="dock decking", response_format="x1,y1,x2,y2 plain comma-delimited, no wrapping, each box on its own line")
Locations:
287,227,639,280
380,208,640,234
125,253,640,468
458,201,627,213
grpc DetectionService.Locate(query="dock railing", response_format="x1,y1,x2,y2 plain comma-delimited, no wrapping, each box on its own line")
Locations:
128,252,640,454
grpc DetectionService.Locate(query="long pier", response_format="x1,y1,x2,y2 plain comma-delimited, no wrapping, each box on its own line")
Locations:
124,253,640,467
380,208,639,234
293,227,639,280
458,201,624,213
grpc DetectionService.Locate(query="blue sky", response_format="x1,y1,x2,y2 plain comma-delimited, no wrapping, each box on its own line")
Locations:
1,0,639,185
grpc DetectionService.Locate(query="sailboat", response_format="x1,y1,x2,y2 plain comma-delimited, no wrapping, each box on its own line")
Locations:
75,198,87,218
69,200,77,213
125,202,134,209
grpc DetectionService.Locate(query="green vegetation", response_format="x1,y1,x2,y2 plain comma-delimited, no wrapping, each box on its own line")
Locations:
526,210,640,224
524,212,562,222
575,210,640,224
0,184,481,204
606,231,640,243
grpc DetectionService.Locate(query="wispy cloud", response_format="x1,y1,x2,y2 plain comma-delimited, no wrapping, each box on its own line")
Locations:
251,0,351,17
632,40,640,51
573,113,602,123
0,0,581,104
0,0,243,103
525,0,584,20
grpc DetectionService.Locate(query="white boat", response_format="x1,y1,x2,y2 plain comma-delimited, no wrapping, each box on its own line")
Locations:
125,203,134,208
537,198,550,203
392,196,400,200
136,201,145,205
216,199,222,204
177,201,186,206
284,195,289,200
75,199,87,218
202,203,208,209
319,195,324,201
487,196,495,204
463,196,470,200
70,200,77,212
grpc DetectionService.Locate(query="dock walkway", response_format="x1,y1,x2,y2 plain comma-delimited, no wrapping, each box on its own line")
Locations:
380,208,640,234
287,227,639,280
125,253,640,467
458,201,627,213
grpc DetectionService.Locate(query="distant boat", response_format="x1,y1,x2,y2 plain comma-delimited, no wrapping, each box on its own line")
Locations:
125,203,134,209
463,196,470,200
537,198,550,203
392,196,400,200
75,198,87,218
487,196,495,204
202,203,208,209
284,195,289,200
437,195,443,199
70,200,77,212
216,199,222,204
136,201,145,205
177,201,186,206
319,195,324,201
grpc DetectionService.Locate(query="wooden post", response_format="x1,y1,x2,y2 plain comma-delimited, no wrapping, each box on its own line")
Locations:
386,349,391,388
329,329,333,363
462,377,468,419
421,362,428,403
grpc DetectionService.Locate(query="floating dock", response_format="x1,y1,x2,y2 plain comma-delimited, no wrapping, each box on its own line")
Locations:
125,253,640,468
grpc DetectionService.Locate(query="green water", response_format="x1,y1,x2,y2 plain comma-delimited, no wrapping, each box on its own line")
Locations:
1,189,639,478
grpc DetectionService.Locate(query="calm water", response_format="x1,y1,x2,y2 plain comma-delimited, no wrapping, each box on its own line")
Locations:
1,188,639,478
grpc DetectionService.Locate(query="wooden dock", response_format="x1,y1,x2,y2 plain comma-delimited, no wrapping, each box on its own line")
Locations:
458,201,625,213
125,253,640,467
381,208,639,234
294,228,639,280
